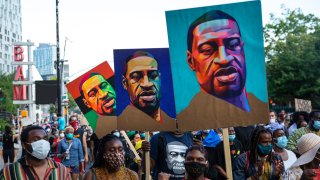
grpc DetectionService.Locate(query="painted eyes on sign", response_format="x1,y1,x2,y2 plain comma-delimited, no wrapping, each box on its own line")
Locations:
198,37,242,56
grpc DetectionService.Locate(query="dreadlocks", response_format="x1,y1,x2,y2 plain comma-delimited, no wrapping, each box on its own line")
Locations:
249,126,272,164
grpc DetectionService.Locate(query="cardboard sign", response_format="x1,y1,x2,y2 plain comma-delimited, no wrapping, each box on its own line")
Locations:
165,1,269,131
21,117,33,127
114,48,176,131
66,61,117,138
295,98,312,113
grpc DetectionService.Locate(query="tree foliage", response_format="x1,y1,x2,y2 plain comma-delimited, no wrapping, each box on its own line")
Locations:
264,7,320,108
0,73,19,114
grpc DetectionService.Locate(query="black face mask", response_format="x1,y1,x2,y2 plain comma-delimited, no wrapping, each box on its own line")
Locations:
184,162,206,178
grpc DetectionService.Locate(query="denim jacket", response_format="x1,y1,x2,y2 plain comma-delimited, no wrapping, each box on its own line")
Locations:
58,138,84,167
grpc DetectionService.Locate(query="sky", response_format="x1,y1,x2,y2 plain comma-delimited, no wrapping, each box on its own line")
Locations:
21,0,320,81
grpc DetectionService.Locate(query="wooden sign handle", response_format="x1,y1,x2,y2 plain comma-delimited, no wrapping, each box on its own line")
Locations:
120,130,141,160
222,128,233,180
145,132,151,180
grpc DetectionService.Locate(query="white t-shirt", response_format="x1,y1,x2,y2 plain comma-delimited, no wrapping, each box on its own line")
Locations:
283,149,297,170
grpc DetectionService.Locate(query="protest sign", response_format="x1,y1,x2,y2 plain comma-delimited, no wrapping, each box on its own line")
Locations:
114,48,176,131
166,1,269,130
66,61,116,138
295,98,312,113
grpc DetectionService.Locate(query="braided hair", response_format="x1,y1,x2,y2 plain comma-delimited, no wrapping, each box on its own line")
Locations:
92,134,123,168
249,126,273,164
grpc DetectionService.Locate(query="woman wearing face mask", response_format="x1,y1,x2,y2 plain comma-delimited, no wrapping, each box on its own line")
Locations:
84,134,138,180
51,130,64,163
270,125,297,171
58,126,84,180
234,126,284,179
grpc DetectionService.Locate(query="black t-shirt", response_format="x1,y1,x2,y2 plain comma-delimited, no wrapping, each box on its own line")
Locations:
150,132,193,180
74,128,85,153
3,133,14,150
213,139,243,180
89,133,100,157
234,126,255,151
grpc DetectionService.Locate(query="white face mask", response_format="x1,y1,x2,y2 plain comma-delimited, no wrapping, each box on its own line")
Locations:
218,133,223,141
270,118,276,123
27,139,50,159
60,133,65,138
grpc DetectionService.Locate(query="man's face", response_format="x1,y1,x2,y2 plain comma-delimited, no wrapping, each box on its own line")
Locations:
82,74,116,115
166,143,188,174
23,129,48,152
123,56,161,114
187,19,246,97
269,112,276,120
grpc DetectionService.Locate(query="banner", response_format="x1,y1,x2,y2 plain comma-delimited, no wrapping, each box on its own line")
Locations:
166,1,269,130
114,48,176,131
66,61,116,137
295,98,312,113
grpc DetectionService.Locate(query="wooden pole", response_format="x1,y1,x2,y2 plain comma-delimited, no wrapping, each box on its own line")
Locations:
120,130,141,160
145,132,151,180
222,128,233,180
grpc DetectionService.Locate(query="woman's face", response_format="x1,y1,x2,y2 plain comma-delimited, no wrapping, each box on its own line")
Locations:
105,139,124,154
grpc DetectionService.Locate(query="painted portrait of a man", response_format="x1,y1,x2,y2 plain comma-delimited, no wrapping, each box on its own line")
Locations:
66,61,117,138
80,72,116,116
186,10,250,112
114,48,176,131
122,51,161,122
165,1,269,131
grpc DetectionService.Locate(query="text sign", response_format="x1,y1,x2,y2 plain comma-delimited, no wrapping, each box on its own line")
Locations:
295,98,312,113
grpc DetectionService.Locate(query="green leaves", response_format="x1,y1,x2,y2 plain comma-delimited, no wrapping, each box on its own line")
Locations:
264,7,320,107
0,73,19,114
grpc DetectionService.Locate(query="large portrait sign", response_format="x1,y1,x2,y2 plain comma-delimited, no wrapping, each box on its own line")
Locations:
114,48,176,131
66,61,117,137
166,1,269,130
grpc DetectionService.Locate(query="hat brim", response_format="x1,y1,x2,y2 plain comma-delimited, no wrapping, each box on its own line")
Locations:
291,142,320,167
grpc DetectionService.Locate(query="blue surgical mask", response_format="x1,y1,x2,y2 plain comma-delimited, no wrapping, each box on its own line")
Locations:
313,120,320,130
258,144,272,156
113,132,120,137
275,136,288,149
229,134,236,142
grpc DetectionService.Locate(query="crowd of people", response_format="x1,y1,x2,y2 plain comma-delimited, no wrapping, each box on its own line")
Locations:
0,110,320,179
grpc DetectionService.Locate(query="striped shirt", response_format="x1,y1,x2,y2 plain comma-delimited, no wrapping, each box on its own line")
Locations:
0,157,70,180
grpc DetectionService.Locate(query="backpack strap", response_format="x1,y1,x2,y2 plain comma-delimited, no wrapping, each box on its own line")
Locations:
245,151,250,172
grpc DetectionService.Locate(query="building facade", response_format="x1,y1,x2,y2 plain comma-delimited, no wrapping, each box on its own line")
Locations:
33,43,56,79
0,0,22,74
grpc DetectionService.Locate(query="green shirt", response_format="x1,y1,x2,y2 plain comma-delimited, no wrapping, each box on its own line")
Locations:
287,126,320,151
